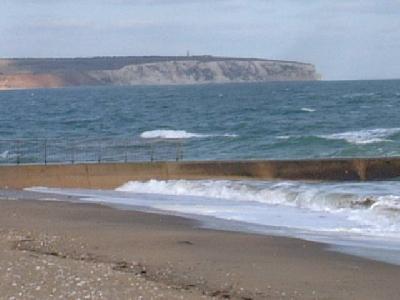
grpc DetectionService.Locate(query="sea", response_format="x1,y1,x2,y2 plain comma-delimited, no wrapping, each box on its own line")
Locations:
2,79,400,264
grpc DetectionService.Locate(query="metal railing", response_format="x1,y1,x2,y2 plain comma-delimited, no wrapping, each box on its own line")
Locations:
0,138,184,165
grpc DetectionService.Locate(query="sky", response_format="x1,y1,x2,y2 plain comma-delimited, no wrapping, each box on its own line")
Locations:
1,0,399,80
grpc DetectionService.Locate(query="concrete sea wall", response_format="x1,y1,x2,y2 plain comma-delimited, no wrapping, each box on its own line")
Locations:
1,158,400,189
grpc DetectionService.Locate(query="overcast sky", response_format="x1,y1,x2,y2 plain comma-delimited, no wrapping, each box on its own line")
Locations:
1,0,399,80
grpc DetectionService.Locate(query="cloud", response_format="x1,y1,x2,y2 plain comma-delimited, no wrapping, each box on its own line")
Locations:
30,19,96,30
112,20,161,29
26,18,160,31
110,0,231,4
1,0,400,79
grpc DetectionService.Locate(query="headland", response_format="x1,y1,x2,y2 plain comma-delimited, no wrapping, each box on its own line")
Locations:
0,56,320,90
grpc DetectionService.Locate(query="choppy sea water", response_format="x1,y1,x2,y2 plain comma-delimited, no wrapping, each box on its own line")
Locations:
2,80,400,263
1,80,400,160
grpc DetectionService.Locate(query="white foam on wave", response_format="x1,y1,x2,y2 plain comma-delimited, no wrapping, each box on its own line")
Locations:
140,130,237,139
301,107,316,112
117,180,297,207
116,179,400,237
275,128,400,145
0,151,9,159
115,180,359,211
320,128,400,145
342,92,376,99
140,130,207,139
0,150,17,160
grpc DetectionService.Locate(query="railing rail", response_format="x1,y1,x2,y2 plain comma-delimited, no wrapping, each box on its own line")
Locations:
0,138,184,165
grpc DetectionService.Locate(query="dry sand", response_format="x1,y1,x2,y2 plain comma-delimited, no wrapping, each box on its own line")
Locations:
1,196,400,299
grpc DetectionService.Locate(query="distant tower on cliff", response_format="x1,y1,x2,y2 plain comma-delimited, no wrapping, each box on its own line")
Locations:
186,50,190,57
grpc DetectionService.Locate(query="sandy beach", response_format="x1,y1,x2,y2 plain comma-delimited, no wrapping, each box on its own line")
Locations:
0,194,400,300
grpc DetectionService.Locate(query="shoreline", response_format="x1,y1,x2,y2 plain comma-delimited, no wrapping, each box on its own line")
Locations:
1,194,400,299
7,188,400,264
23,186,400,267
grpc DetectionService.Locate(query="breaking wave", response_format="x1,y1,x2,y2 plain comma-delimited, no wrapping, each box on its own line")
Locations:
0,150,17,160
319,128,400,145
275,128,400,145
342,92,376,99
301,107,316,112
140,130,237,139
117,179,400,236
0,151,9,159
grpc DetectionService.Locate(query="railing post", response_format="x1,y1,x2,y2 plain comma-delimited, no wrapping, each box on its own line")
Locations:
124,140,128,163
176,141,183,161
44,139,47,165
98,142,102,163
180,142,183,160
150,144,154,162
176,142,180,161
16,140,20,165
71,141,75,164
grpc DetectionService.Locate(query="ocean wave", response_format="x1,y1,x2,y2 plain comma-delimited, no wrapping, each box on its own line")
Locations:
115,180,368,211
140,130,237,139
300,107,316,112
342,92,376,99
0,151,9,159
117,179,400,235
275,128,400,144
319,128,400,145
27,179,400,239
0,150,17,160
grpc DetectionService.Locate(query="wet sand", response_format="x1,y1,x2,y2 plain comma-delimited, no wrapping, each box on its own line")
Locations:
1,197,400,299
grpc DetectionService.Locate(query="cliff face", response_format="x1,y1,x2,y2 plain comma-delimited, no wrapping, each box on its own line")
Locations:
0,74,65,90
90,60,318,85
0,56,320,90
